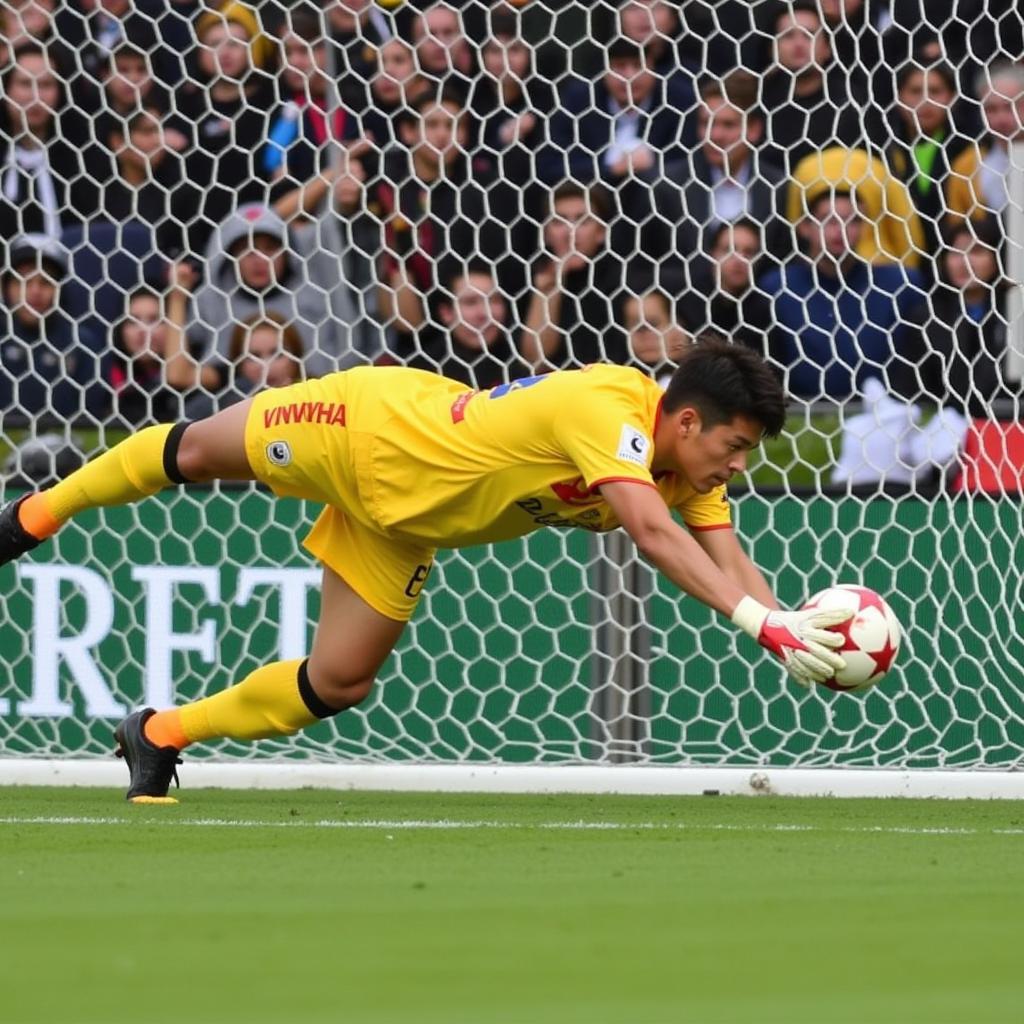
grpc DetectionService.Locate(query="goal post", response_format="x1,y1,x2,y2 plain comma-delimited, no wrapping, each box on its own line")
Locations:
2,1,1024,798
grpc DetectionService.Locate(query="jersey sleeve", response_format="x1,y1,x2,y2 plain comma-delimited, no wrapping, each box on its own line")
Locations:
552,388,655,492
679,485,732,531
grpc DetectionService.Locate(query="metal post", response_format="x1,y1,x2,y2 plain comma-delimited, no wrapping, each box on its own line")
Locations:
589,530,652,763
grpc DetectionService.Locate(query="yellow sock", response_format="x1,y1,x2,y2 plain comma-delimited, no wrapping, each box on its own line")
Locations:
178,660,329,744
38,423,181,525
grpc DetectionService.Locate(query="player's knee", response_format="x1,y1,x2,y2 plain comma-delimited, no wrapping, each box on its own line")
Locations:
311,665,376,711
173,425,212,483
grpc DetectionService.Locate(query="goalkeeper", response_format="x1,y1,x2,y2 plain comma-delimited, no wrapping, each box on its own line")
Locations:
0,339,851,802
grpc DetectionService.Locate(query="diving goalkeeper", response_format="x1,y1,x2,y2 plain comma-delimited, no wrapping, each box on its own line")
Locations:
0,339,851,802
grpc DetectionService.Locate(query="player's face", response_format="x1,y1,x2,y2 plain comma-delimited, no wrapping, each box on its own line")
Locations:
673,410,762,492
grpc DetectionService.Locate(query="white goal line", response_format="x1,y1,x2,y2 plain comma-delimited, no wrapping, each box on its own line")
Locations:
2,760,1024,800
1,816,1022,838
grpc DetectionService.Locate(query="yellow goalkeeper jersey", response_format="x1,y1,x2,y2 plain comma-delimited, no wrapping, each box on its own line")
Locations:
250,363,732,549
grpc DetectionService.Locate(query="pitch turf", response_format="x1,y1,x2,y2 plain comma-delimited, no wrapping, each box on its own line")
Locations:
1,788,1022,1024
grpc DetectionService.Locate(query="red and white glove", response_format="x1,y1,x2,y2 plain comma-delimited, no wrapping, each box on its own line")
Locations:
731,596,852,687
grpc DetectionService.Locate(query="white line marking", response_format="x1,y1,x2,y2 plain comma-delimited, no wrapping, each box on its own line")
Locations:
0,816,1022,836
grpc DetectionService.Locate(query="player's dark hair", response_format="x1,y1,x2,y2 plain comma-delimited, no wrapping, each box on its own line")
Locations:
663,336,785,438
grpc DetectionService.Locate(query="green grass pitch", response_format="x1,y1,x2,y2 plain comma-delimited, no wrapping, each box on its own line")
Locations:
1,788,1022,1024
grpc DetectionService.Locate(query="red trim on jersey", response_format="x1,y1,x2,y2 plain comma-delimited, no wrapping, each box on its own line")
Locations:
592,476,659,492
688,522,733,532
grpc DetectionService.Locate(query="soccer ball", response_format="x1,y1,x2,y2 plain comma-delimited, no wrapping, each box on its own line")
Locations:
803,585,901,692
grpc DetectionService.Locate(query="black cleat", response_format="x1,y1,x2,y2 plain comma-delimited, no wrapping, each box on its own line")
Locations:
114,709,183,804
0,495,42,567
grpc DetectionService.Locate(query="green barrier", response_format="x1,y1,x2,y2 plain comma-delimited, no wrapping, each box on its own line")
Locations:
1,490,1020,768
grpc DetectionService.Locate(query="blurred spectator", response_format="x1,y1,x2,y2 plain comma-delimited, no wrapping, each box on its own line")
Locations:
107,284,185,426
947,61,1024,224
329,0,396,116
187,311,306,418
787,146,927,270
412,1,476,97
189,204,360,381
760,188,924,401
97,43,170,128
885,61,971,266
263,4,357,197
622,284,690,387
53,0,173,94
0,42,104,249
618,1,693,80
100,107,193,260
656,72,787,268
2,0,79,82
831,217,1012,488
475,3,554,193
407,259,530,390
521,182,627,370
337,85,515,348
760,1,866,173
894,215,1016,418
361,37,428,149
539,36,696,186
678,219,773,354
1,234,89,420
176,2,274,259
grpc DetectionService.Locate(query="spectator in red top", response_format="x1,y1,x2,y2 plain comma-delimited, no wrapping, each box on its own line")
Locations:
263,4,357,197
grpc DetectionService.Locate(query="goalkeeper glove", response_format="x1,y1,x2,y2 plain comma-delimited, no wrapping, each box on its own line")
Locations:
731,595,851,687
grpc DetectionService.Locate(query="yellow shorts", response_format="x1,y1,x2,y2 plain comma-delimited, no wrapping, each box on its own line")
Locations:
243,380,436,622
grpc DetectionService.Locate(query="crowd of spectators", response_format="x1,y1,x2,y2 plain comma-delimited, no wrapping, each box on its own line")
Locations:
1,0,1023,490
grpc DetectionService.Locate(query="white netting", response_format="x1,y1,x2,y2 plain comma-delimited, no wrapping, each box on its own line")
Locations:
1,0,1023,769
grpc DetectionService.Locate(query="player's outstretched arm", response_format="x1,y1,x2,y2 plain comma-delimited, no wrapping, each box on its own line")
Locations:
600,481,850,687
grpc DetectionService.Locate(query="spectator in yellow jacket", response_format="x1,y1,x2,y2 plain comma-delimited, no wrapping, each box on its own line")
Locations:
946,61,1024,225
787,146,926,269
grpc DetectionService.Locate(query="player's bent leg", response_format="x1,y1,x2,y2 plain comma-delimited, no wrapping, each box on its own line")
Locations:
0,401,257,568
304,564,408,710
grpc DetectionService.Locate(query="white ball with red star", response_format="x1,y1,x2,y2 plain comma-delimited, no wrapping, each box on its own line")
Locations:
802,585,901,692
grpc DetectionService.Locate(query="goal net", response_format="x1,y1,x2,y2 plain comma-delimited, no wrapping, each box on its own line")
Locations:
1,0,1023,785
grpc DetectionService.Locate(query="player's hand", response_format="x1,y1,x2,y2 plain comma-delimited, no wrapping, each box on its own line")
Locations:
731,596,851,687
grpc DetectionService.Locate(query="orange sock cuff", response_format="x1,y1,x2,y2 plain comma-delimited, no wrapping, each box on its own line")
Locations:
143,709,190,751
17,493,62,541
